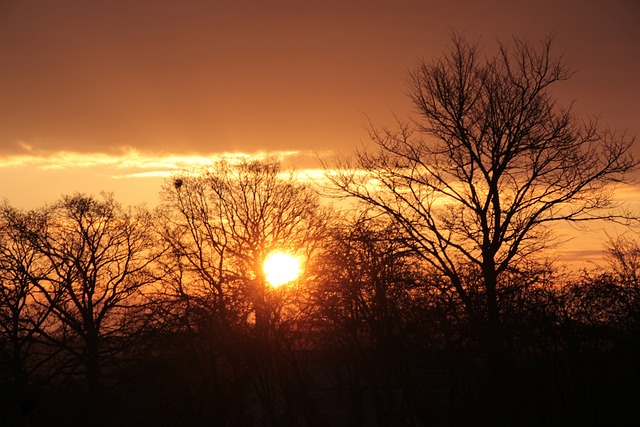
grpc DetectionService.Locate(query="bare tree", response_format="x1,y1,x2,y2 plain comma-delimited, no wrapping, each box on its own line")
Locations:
327,33,637,417
23,193,159,400
308,213,428,426
601,235,640,333
0,203,55,412
605,235,640,287
158,159,328,332
157,158,329,426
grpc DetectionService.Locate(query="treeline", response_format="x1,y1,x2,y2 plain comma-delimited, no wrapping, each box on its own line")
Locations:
3,33,640,426
0,159,638,427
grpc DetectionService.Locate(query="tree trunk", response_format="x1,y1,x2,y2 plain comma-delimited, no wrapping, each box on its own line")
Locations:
482,262,515,426
86,329,103,398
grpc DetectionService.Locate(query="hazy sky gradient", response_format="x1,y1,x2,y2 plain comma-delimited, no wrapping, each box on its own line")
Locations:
1,0,639,265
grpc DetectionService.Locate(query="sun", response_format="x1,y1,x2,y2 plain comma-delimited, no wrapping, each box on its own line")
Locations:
263,251,302,287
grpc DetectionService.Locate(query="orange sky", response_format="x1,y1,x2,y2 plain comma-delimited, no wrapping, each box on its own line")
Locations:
1,0,639,265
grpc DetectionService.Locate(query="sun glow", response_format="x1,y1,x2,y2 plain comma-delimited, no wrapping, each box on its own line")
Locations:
263,251,302,287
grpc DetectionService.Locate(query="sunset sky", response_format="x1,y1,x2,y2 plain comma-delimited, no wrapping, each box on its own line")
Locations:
1,0,639,263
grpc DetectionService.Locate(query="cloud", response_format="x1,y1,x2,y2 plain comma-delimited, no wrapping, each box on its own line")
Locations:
0,148,331,210
0,149,310,178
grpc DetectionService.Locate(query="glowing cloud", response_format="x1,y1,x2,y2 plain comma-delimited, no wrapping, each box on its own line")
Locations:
0,148,306,179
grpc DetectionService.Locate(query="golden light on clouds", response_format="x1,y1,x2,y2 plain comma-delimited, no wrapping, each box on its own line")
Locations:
0,147,334,209
0,148,304,178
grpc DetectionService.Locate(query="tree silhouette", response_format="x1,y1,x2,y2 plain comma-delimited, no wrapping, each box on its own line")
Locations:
156,158,329,426
308,213,431,425
20,193,159,411
0,204,56,425
327,33,637,422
